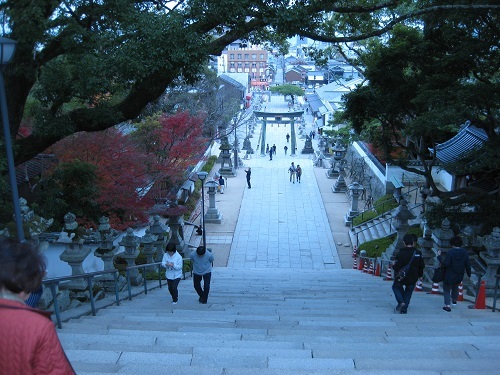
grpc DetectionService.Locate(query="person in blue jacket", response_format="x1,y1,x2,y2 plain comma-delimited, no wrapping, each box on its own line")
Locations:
438,236,471,312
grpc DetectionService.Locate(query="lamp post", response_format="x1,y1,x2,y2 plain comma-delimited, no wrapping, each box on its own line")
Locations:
0,37,24,242
197,171,208,248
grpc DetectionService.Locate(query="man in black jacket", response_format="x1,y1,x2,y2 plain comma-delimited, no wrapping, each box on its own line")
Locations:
392,233,425,314
438,236,471,312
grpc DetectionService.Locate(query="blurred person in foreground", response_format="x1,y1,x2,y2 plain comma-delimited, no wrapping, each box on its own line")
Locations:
0,238,75,374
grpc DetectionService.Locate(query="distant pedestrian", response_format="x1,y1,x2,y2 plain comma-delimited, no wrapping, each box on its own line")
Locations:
286,133,290,143
190,246,214,304
162,243,183,304
272,144,276,155
392,233,425,314
266,144,270,154
245,168,251,188
269,148,273,161
218,175,225,194
312,130,315,139
438,236,471,312
296,165,302,183
284,145,288,155
288,162,297,183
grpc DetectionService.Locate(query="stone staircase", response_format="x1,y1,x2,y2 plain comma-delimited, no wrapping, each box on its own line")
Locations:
59,268,500,374
349,213,395,248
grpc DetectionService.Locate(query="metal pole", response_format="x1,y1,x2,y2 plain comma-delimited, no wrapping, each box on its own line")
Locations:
201,182,206,248
0,71,24,242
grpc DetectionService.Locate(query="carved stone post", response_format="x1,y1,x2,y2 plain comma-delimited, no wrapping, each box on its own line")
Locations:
327,138,347,178
119,228,142,285
479,227,500,295
432,218,454,255
141,229,158,272
332,164,348,193
204,180,222,223
150,215,167,262
417,225,435,265
58,212,91,291
387,199,416,259
344,182,364,226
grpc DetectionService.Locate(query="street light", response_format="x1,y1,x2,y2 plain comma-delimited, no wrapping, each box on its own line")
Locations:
0,37,24,242
196,171,208,248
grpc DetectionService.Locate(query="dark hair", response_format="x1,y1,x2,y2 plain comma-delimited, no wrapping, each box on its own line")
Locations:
402,233,417,246
196,246,206,255
0,238,46,294
165,243,176,253
450,236,463,247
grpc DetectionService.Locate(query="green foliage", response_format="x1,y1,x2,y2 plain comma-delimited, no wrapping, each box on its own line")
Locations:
183,259,192,273
32,160,100,226
144,271,166,281
374,195,398,215
359,235,397,258
353,210,378,227
270,84,305,98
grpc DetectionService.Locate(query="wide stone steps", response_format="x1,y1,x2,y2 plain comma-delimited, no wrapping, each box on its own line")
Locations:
58,268,500,374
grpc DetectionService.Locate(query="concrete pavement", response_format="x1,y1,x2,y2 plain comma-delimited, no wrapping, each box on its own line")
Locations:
188,94,353,269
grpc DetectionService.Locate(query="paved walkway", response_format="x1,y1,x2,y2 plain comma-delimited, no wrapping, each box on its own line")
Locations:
191,94,353,269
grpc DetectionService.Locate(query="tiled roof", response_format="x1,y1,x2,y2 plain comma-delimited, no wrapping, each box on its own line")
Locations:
15,154,56,185
430,122,488,164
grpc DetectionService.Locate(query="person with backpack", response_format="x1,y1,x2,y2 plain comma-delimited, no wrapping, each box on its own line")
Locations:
391,233,425,314
438,236,471,312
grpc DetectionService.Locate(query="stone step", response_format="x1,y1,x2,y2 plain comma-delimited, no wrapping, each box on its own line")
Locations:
59,268,500,374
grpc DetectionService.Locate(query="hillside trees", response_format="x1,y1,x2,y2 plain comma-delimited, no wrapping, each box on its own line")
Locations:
2,1,498,166
339,10,499,232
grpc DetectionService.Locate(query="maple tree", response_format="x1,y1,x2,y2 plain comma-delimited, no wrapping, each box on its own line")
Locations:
132,111,209,201
38,128,151,229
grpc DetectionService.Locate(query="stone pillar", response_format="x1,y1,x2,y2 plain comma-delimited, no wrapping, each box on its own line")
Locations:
150,215,167,262
167,214,187,256
417,225,435,265
260,118,267,156
327,139,347,178
204,180,222,223
119,228,142,285
387,199,416,259
93,216,120,290
290,118,297,156
332,164,348,193
58,212,91,291
344,182,364,226
219,136,235,176
432,218,454,253
479,227,500,295
141,229,158,273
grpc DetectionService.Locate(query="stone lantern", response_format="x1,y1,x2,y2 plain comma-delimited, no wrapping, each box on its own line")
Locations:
479,227,500,294
119,228,142,285
345,182,364,226
219,136,235,176
327,138,347,178
58,212,91,292
204,180,222,223
150,215,167,262
332,163,348,193
141,229,158,272
163,201,189,256
432,218,454,250
94,216,119,269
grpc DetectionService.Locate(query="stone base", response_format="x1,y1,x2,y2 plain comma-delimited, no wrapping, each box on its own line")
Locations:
219,167,236,177
301,147,315,154
326,170,340,179
205,209,223,224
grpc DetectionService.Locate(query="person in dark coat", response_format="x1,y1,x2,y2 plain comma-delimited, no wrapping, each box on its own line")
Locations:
392,233,425,314
245,168,251,188
438,236,471,312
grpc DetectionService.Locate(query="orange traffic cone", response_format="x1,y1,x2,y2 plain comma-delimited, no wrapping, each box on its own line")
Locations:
414,279,423,292
385,264,393,281
431,282,440,294
363,259,369,273
473,280,486,309
374,262,381,277
358,257,364,271
457,282,464,301
352,245,358,258
368,260,374,275
352,256,357,270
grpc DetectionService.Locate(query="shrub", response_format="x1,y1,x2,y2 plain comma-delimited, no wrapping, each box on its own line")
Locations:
358,234,397,258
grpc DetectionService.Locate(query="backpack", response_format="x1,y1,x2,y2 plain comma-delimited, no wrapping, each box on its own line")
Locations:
395,251,416,282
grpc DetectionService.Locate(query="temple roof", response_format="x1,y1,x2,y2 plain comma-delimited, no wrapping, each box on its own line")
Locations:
430,121,488,164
